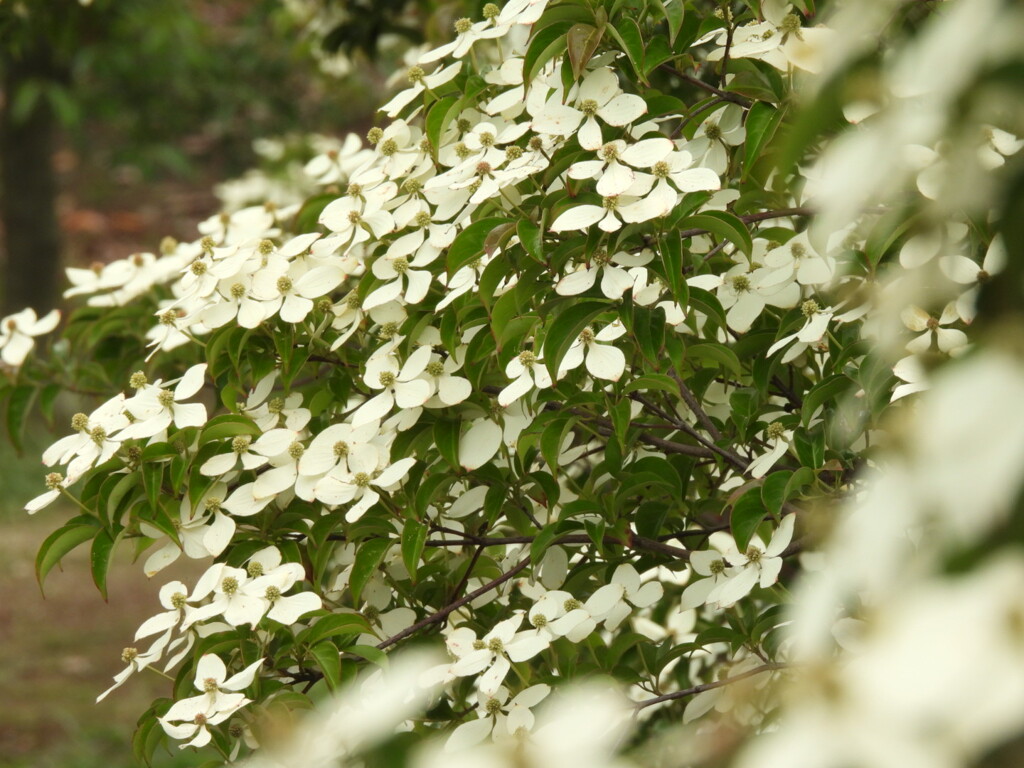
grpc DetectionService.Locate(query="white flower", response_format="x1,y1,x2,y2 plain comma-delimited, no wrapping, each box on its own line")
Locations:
449,614,549,694
532,67,647,150
901,303,968,356
558,323,628,381
498,350,553,406
708,514,796,608
119,363,208,440
42,394,128,480
446,684,551,750
748,421,795,479
0,307,60,366
556,249,653,299
159,653,263,748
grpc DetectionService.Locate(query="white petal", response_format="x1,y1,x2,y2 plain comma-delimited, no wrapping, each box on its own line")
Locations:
175,363,207,401
459,420,503,469
578,117,603,151
549,205,604,232
584,343,626,381
446,717,494,751
597,93,647,126
595,162,635,197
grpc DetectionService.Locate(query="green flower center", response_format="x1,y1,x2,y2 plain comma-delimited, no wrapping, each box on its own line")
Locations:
580,99,600,118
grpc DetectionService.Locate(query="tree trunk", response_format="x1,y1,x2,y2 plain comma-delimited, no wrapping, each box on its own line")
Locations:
1,44,62,316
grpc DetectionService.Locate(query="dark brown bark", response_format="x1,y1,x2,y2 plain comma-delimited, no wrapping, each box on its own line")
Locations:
1,41,62,315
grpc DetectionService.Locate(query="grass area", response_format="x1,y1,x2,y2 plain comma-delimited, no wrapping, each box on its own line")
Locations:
1,431,204,768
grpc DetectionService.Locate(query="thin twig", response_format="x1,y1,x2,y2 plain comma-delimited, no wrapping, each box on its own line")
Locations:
634,663,787,710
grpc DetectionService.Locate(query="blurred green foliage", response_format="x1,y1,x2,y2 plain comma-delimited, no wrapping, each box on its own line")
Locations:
1,0,379,180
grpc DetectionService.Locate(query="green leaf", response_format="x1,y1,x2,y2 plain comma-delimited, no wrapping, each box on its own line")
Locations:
603,18,647,83
802,374,853,428
731,489,767,552
567,23,604,80
350,538,392,604
299,613,372,646
542,300,613,380
291,193,337,234
91,528,116,601
433,418,462,470
142,462,164,517
401,519,428,581
743,102,784,179
610,397,632,449
687,342,743,377
309,641,342,690
36,517,99,595
347,645,389,668
653,0,685,44
447,217,513,275
198,414,262,447
517,218,544,263
541,414,576,472
761,470,792,516
680,211,753,257
784,466,815,501
659,234,688,306
624,373,680,396
5,385,36,452
425,96,460,156
530,525,559,566
524,21,573,86
106,473,143,530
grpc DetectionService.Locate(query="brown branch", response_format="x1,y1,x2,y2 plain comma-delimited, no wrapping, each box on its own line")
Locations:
375,558,530,651
635,663,787,711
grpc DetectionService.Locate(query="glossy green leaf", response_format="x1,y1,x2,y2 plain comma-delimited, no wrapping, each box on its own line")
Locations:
299,612,373,646
309,641,342,690
90,528,116,600
447,217,513,275
802,374,853,428
731,488,767,552
401,519,428,581
36,517,99,595
542,300,613,380
524,21,573,86
349,538,392,604
680,211,753,257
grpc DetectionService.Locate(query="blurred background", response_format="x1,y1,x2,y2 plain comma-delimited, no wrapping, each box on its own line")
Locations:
0,1,444,765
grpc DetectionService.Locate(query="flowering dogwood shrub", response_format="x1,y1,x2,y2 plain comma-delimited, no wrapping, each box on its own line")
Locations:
4,0,1024,766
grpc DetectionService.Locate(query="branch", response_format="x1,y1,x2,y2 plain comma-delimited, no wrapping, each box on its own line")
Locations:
375,558,530,651
634,663,787,710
